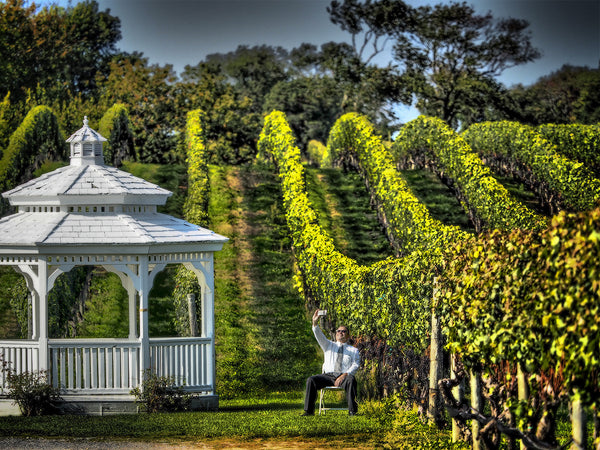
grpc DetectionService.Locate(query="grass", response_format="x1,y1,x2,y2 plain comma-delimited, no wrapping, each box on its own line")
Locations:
305,167,395,265
0,392,450,449
400,168,475,232
208,163,319,397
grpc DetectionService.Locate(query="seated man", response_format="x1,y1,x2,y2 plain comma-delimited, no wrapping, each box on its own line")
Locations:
302,309,360,416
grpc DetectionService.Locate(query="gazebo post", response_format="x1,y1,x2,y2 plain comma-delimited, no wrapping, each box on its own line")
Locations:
138,257,151,379
185,258,216,394
202,257,216,393
37,258,49,372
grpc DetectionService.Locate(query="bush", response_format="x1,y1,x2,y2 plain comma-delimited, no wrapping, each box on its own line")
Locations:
130,370,191,413
1,358,61,416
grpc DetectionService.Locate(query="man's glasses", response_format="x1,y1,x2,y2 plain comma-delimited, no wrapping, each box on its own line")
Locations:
336,329,348,333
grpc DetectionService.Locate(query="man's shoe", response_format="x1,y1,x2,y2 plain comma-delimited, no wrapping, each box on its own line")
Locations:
301,411,314,416
348,411,357,416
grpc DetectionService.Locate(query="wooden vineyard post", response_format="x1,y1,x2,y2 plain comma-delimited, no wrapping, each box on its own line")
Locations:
187,293,199,336
571,391,587,450
517,364,529,450
451,353,464,442
428,278,443,425
470,370,483,450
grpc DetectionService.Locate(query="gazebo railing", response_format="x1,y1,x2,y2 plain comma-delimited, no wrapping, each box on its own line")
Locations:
1,337,214,396
49,339,141,394
149,337,213,392
0,340,40,393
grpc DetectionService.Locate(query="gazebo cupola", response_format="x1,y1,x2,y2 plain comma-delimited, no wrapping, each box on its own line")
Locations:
67,116,106,166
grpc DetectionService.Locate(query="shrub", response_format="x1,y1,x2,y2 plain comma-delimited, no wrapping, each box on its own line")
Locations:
130,370,191,413
1,358,61,416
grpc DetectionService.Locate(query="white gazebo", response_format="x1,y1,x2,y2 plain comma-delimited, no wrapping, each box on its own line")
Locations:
0,118,227,414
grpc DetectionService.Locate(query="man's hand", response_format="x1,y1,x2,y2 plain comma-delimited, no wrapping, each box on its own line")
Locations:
312,309,321,326
334,373,347,387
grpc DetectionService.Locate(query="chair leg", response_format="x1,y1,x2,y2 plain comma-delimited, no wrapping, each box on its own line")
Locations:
318,389,324,415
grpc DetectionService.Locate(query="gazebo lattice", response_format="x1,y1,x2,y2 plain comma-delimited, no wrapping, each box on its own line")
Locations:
0,118,227,413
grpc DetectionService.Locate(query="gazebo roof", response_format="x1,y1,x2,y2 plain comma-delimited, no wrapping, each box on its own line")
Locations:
0,118,227,251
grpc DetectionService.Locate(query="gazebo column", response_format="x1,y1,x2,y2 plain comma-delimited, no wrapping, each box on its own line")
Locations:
138,257,150,375
37,258,49,372
185,256,215,394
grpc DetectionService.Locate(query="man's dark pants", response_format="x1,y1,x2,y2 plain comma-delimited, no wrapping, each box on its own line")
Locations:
304,372,357,415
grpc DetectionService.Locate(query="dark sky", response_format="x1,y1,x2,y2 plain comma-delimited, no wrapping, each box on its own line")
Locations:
36,0,600,120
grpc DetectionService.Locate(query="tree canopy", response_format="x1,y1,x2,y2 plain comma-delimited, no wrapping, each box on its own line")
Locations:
328,0,541,128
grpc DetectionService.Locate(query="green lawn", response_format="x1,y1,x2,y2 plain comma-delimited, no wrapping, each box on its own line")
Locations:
0,393,468,449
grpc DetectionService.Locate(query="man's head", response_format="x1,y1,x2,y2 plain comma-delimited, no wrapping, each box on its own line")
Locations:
335,326,349,344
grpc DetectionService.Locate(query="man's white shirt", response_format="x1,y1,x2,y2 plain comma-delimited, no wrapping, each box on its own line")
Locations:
312,325,360,375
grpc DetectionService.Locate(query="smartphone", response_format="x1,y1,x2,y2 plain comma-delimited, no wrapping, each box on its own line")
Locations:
317,310,327,316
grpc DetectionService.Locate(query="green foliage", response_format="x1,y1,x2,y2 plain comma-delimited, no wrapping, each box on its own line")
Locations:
98,103,135,167
438,206,600,407
328,112,467,255
130,370,191,413
183,109,210,228
0,105,65,195
463,120,600,213
121,161,187,219
0,266,28,338
48,267,90,338
0,0,120,106
264,76,345,148
77,270,128,338
99,54,179,164
171,109,209,337
537,123,600,178
0,359,61,416
0,92,11,152
509,65,600,125
305,139,331,168
393,115,546,232
258,110,440,350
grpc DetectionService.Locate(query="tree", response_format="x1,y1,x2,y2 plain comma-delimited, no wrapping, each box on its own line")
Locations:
176,62,262,164
0,0,121,104
508,65,600,125
264,76,344,147
329,0,541,128
98,53,178,163
205,45,289,115
99,103,135,167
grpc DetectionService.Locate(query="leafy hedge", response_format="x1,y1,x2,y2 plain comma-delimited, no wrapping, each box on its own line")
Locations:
258,110,442,350
463,121,600,213
0,105,64,194
327,113,467,256
438,206,600,407
392,116,546,233
537,123,600,178
98,103,135,167
171,109,208,336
